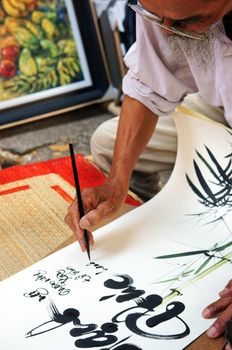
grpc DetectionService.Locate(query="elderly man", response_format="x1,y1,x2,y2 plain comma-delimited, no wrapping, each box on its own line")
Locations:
65,1,232,347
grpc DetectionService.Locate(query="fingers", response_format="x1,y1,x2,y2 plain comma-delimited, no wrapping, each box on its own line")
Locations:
65,199,94,252
86,230,94,248
202,282,232,339
203,295,232,319
65,197,114,251
206,305,232,338
225,280,232,289
203,298,232,338
64,183,125,252
225,344,232,350
220,280,232,297
79,200,115,230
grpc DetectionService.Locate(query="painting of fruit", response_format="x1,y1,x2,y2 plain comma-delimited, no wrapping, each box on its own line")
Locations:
0,0,85,102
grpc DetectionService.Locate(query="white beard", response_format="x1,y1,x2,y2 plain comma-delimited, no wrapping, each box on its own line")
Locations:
166,22,226,68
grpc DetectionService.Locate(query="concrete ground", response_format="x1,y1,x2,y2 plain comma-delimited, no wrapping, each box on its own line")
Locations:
0,101,171,200
0,103,115,169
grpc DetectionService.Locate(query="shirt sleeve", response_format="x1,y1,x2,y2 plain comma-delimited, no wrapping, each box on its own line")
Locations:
122,16,198,116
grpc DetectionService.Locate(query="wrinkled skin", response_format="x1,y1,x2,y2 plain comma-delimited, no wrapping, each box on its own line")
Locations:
140,0,232,35
65,178,129,252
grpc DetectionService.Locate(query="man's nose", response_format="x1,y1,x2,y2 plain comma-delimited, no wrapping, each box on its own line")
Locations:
161,17,176,34
163,18,175,26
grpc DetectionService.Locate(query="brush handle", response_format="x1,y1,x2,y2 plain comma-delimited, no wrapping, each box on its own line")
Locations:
69,143,91,261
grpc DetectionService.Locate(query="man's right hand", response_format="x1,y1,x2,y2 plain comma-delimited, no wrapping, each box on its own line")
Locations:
65,178,128,252
65,95,158,252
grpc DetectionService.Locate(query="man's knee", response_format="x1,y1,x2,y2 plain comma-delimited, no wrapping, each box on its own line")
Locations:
90,117,119,173
91,117,119,151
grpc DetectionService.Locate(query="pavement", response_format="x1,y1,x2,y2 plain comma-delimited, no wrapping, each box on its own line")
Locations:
0,104,114,169
0,101,171,200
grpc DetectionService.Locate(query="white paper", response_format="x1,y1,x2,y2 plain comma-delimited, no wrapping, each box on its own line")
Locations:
0,111,232,349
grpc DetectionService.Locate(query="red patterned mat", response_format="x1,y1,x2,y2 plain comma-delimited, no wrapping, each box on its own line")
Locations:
0,154,141,207
0,154,141,280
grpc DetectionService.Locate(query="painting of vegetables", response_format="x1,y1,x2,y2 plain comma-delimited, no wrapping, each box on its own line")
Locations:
0,0,87,102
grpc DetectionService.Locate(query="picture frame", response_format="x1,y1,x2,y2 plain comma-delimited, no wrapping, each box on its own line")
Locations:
0,0,111,127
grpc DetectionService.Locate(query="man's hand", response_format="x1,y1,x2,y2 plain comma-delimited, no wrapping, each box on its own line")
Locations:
65,178,128,251
202,280,232,350
65,96,158,251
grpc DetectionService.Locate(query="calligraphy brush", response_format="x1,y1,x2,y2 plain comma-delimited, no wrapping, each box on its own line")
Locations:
69,143,91,261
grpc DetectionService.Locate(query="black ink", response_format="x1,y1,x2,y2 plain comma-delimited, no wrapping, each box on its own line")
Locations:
116,287,145,303
97,336,143,350
25,271,190,347
112,294,163,323
100,294,116,301
70,324,97,337
102,274,145,303
25,299,81,338
24,288,49,302
66,266,79,275
102,274,190,339
104,274,134,289
125,301,190,340
86,261,108,275
170,288,183,296
74,273,91,283
56,269,72,284
33,270,70,295
60,267,91,283
73,322,118,348
110,345,143,350
146,301,185,327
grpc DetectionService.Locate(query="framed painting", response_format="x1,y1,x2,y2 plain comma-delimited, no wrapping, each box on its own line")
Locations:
0,0,110,127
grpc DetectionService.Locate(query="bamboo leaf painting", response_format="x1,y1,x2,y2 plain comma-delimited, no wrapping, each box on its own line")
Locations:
153,139,232,297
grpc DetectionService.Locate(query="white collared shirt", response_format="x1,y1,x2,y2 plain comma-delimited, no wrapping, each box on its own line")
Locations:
122,15,232,126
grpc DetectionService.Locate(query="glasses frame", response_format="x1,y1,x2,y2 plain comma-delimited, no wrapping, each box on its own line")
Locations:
127,0,206,40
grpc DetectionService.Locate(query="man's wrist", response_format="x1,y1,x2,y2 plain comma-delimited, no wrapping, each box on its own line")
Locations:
108,159,133,185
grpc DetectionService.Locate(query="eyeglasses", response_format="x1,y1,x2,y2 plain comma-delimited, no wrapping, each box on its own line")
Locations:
127,0,207,40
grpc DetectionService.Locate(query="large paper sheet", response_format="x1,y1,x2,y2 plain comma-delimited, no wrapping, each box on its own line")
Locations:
0,110,232,349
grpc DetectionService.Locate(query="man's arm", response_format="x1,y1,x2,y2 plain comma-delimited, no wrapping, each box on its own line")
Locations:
65,95,158,251
107,95,158,193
